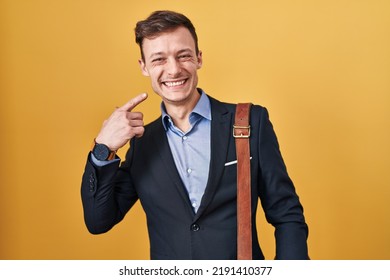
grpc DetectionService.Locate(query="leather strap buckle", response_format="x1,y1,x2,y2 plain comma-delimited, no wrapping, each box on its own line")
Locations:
233,125,251,138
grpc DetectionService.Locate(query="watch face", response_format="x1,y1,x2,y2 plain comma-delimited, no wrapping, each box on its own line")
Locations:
93,143,110,161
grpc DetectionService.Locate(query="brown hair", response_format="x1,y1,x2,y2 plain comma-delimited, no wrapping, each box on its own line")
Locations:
135,10,199,61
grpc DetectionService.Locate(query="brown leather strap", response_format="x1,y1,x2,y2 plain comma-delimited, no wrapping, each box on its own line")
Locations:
234,103,252,260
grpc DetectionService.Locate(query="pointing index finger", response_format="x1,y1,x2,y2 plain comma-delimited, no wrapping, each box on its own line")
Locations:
120,93,148,112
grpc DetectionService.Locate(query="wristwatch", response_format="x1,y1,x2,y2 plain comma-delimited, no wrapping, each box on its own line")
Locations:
91,140,116,161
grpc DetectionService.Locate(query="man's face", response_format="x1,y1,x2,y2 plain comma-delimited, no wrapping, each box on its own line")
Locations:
139,26,202,106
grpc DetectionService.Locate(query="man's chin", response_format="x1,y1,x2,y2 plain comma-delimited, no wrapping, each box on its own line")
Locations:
160,88,188,100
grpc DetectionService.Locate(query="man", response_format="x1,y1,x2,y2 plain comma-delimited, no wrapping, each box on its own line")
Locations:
81,10,309,260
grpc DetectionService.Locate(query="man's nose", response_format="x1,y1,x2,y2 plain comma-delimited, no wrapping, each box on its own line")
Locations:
166,58,181,76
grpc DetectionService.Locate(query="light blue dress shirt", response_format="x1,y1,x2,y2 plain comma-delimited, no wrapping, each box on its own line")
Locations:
91,91,212,213
161,91,211,213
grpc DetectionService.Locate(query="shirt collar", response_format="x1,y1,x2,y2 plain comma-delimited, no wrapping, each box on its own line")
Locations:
161,89,212,131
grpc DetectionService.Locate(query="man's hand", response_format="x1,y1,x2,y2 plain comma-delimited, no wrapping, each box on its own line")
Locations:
95,93,148,151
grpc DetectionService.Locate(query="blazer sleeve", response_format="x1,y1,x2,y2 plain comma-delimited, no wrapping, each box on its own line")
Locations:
80,141,138,234
256,107,309,259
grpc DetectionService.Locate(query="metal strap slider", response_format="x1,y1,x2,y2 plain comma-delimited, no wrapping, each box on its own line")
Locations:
233,125,251,138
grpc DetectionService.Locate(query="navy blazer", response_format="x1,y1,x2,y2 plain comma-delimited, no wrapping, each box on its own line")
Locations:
81,95,309,259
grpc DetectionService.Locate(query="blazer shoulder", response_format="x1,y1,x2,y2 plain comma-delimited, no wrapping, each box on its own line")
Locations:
250,103,268,119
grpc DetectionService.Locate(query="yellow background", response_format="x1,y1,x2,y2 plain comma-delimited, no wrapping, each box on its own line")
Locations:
1,0,389,259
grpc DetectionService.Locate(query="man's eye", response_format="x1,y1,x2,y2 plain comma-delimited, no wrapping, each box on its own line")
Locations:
178,54,191,60
152,58,164,63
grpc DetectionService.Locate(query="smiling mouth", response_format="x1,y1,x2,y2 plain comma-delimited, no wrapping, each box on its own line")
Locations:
162,79,187,88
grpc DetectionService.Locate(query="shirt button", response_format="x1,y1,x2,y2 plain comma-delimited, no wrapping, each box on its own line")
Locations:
192,202,197,208
183,136,188,140
187,168,192,174
191,223,200,232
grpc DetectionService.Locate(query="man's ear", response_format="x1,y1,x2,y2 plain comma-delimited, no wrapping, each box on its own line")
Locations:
138,59,150,76
197,51,203,69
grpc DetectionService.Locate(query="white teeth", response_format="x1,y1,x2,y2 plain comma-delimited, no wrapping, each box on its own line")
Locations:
164,80,185,87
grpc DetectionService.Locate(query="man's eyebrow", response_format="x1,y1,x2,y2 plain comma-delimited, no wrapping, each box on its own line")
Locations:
148,48,194,59
177,48,194,54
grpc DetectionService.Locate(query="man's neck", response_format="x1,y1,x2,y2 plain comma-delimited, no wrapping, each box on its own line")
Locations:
163,90,201,133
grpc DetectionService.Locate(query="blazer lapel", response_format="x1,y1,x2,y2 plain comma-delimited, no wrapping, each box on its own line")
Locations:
151,120,195,217
195,97,233,219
